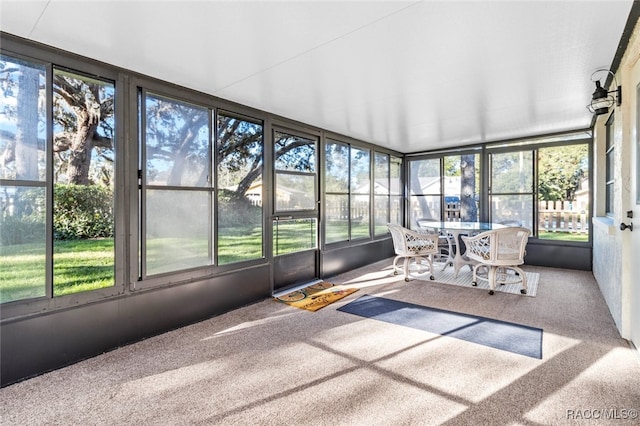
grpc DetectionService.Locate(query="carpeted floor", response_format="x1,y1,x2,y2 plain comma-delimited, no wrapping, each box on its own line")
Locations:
1,258,639,425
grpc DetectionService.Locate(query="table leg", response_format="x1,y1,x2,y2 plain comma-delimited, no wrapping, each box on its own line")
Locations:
450,230,476,278
440,233,455,271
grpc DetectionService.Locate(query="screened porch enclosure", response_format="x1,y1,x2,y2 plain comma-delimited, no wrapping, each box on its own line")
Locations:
0,32,593,387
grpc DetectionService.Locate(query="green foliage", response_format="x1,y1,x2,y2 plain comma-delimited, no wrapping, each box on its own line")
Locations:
444,156,460,176
274,133,316,172
53,184,113,240
325,142,350,192
538,145,588,202
217,190,262,228
0,184,113,244
216,114,264,201
0,214,45,245
491,151,534,193
0,187,46,245
144,93,209,186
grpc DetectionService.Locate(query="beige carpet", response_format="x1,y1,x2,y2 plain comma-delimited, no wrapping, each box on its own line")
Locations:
1,258,639,425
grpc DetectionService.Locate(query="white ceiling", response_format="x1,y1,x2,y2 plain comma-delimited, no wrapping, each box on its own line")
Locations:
0,0,634,153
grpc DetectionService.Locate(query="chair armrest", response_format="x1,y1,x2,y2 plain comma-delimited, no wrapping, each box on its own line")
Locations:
461,233,492,261
403,228,439,254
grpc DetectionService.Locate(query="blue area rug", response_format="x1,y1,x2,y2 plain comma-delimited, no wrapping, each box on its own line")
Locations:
338,295,543,358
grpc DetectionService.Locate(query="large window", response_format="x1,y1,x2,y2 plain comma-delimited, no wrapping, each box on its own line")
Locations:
409,153,480,228
390,155,403,227
374,152,389,235
140,94,265,276
1,56,47,303
488,135,590,241
409,134,590,242
537,144,589,241
141,92,210,276
351,146,370,239
325,141,349,243
216,113,264,264
324,140,371,243
52,68,115,295
409,158,441,227
489,150,534,228
1,55,116,303
373,152,403,235
444,153,480,222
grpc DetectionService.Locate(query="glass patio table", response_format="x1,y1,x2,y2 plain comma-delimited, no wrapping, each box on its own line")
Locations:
417,221,507,277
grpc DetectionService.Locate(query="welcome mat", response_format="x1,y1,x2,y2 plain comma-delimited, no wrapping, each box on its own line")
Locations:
338,295,543,358
275,282,358,312
414,264,539,297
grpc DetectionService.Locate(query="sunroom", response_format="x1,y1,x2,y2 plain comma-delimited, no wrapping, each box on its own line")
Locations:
1,2,639,420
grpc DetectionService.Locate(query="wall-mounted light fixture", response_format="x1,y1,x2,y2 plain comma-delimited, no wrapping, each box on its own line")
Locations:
587,69,622,115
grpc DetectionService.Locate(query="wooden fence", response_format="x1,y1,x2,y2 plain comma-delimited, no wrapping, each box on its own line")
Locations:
538,201,589,234
325,201,369,223
444,202,461,221
439,200,589,234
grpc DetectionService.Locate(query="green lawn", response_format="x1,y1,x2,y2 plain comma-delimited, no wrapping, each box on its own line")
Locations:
0,242,47,302
144,237,210,275
0,238,115,303
1,228,267,303
538,231,589,242
53,239,115,296
218,226,263,264
273,221,316,256
2,227,587,303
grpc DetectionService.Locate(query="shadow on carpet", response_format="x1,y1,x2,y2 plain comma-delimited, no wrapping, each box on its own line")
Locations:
338,295,543,358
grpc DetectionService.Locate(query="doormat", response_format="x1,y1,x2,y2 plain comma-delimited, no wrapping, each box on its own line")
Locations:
275,282,358,312
338,294,543,358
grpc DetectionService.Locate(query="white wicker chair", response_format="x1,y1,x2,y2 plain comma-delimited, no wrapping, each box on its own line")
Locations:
461,227,531,295
387,224,439,282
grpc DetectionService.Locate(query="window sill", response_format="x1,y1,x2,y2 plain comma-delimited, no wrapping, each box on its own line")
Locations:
593,216,616,235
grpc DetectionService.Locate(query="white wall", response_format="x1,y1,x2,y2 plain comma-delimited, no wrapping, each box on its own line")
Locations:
592,21,640,347
592,218,622,328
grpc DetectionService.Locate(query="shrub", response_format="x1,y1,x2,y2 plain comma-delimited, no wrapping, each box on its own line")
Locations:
0,187,46,245
0,214,46,245
53,184,113,240
217,190,262,228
